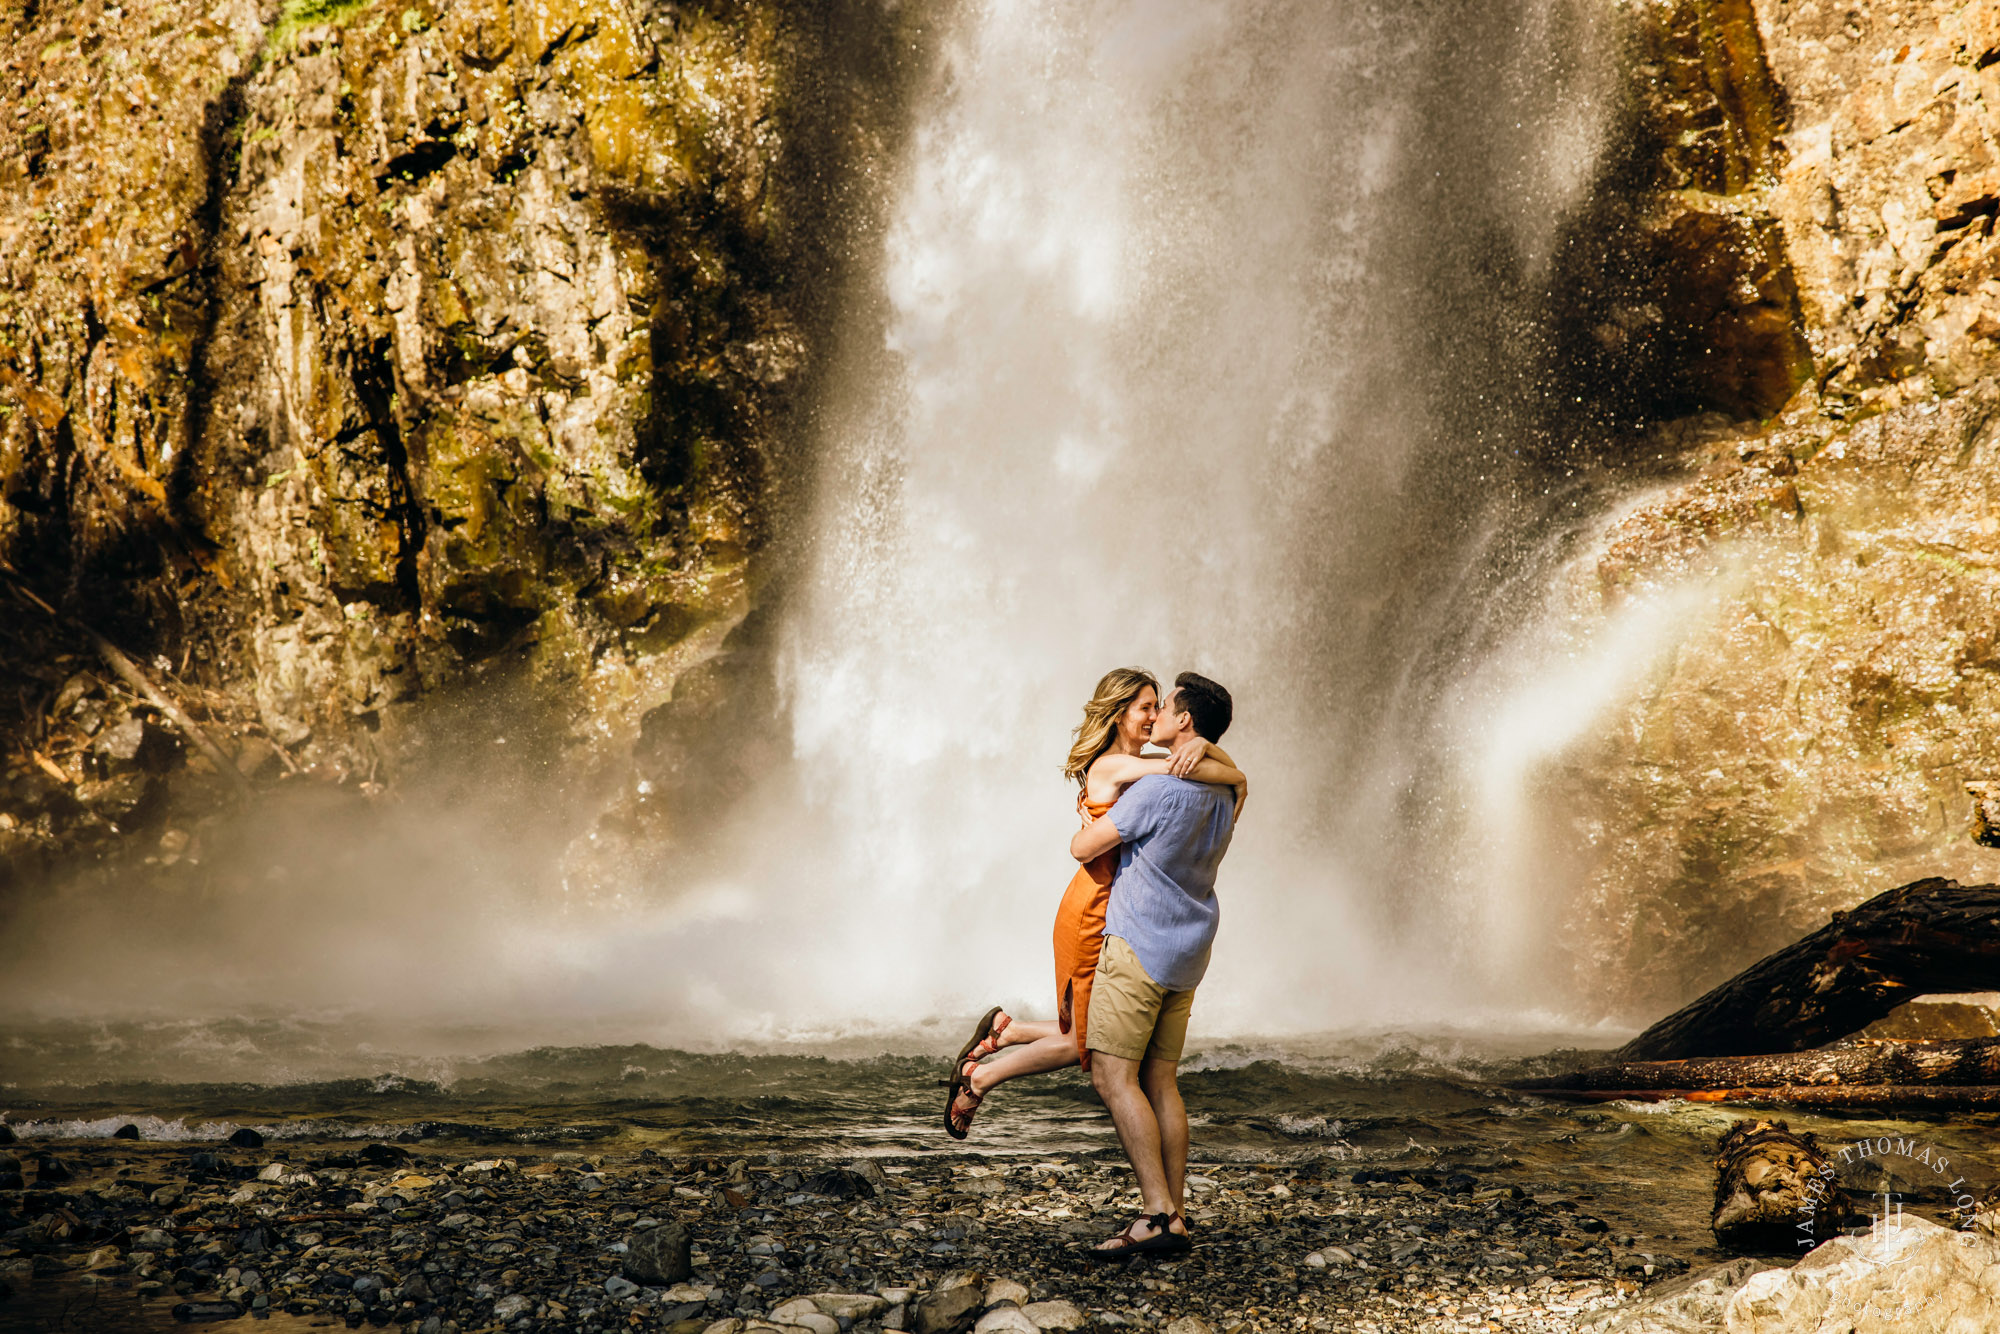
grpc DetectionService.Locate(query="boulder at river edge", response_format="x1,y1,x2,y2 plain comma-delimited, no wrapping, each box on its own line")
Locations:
1586,1208,2000,1333
621,1220,693,1286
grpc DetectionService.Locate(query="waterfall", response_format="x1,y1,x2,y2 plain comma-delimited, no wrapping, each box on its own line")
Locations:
663,0,1628,1038
0,0,1636,1041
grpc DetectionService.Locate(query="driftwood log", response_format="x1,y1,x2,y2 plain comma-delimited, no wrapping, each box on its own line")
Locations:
1518,1085,2000,1110
1711,1119,1849,1248
1611,878,2000,1062
1514,1036,2000,1092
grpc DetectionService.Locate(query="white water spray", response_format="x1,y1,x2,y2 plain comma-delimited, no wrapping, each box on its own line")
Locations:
660,0,1630,1038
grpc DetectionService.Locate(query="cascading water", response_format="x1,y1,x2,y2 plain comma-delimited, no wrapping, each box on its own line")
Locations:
0,0,1649,1046
641,0,1634,1038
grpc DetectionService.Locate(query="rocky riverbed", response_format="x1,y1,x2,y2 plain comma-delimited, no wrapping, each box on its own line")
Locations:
0,1134,1686,1334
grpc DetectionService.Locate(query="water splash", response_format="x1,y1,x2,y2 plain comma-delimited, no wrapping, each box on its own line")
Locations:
0,0,1652,1043
703,0,1628,1036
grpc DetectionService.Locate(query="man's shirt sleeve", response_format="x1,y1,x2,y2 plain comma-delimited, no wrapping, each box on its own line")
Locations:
1108,775,1165,843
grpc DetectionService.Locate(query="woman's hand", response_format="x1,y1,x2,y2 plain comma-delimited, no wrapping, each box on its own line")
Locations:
1168,737,1210,777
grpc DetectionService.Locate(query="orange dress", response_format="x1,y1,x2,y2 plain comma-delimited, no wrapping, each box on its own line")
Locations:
1053,793,1117,1069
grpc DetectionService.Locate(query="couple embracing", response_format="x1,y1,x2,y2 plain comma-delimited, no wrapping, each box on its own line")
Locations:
944,668,1247,1260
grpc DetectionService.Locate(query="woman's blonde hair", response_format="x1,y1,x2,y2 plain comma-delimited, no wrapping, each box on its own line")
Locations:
1063,667,1160,786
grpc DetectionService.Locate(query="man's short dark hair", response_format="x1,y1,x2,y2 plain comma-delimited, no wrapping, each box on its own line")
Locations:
1169,671,1232,741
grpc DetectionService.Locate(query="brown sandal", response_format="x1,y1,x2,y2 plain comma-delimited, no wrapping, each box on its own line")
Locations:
1087,1211,1191,1261
967,1011,1012,1059
943,1054,985,1139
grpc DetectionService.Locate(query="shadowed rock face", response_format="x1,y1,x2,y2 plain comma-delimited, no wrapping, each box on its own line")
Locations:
1541,3,2000,1015
0,0,899,873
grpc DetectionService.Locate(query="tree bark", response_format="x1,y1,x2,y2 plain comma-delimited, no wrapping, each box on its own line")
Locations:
1513,1036,2000,1091
1610,878,2000,1061
1519,1085,2000,1110
1710,1119,1848,1248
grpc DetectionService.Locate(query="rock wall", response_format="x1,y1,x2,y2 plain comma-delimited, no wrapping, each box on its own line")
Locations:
0,0,899,883
1548,0,2000,1016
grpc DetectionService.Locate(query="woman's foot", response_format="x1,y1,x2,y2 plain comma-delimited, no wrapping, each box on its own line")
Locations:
944,1055,985,1139
967,1011,1014,1059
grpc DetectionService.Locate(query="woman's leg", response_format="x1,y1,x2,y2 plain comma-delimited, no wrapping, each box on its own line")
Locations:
967,1030,1077,1097
994,1017,1061,1047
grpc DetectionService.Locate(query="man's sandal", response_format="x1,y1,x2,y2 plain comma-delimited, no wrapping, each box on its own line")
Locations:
943,1054,985,1140
1086,1211,1192,1261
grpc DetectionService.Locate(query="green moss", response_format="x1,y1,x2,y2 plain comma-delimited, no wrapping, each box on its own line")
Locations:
269,0,381,52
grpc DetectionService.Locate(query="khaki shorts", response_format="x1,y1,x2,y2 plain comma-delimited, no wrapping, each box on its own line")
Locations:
1084,934,1195,1063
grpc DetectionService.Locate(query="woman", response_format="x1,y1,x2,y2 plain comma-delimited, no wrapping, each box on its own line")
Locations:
943,667,1245,1139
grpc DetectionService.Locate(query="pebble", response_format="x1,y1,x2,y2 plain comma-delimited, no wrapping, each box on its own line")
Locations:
0,1139,1674,1334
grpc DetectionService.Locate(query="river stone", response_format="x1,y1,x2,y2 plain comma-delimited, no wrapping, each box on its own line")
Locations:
809,1295,889,1320
1580,1257,1768,1334
983,1279,1029,1308
1725,1211,2000,1334
973,1309,1040,1334
1022,1302,1084,1331
494,1294,533,1321
1164,1319,1213,1334
913,1283,985,1334
623,1221,693,1285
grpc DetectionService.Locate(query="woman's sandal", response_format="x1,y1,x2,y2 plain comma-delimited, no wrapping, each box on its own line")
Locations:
943,1054,985,1140
954,1006,1007,1069
1087,1211,1192,1261
968,1011,1012,1059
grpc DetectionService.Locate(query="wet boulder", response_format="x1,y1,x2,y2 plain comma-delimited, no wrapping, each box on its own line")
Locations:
622,1220,692,1286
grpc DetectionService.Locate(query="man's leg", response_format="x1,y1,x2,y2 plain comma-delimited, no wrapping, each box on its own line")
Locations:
1090,1052,1175,1217
1139,1058,1187,1220
1137,985,1196,1222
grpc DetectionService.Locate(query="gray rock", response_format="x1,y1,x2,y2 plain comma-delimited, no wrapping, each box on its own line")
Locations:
1726,1211,2000,1334
605,1274,641,1299
493,1294,533,1321
623,1220,692,1285
913,1284,985,1334
1581,1257,1768,1334
973,1310,1040,1334
1022,1302,1084,1332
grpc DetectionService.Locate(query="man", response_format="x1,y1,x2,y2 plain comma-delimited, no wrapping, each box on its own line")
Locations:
1067,671,1239,1258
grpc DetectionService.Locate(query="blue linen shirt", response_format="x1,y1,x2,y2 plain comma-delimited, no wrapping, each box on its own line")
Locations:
1102,773,1236,991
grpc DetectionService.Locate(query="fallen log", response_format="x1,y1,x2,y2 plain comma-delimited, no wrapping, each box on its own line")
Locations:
1513,1036,2000,1092
1611,878,2000,1061
1523,1085,2000,1110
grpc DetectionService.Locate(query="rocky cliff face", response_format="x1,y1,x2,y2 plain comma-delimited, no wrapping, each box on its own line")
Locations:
0,0,897,885
1546,0,2000,1015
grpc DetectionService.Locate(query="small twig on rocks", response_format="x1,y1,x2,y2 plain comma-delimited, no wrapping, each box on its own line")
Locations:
0,560,254,797
27,748,72,785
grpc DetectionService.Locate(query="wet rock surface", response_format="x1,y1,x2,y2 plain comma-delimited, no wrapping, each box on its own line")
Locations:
0,0,902,883
0,1139,1692,1334
1526,0,2000,1019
